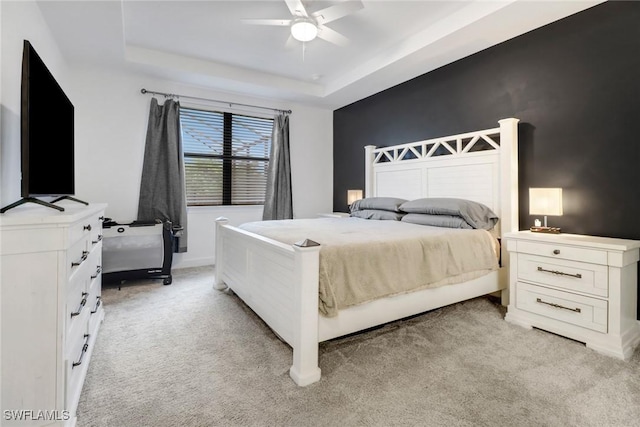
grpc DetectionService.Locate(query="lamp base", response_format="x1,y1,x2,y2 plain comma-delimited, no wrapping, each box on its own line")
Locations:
530,226,561,234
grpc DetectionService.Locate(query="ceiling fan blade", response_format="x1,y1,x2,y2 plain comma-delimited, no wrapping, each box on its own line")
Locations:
317,25,349,47
312,0,363,25
285,35,298,49
242,19,291,26
284,0,308,17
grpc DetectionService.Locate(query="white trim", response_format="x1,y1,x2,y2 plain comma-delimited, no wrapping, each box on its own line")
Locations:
172,256,215,270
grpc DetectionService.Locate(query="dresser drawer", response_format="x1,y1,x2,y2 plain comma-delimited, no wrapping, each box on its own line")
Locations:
66,280,90,339
517,254,608,297
88,213,104,246
90,228,104,249
66,328,90,409
516,282,608,333
87,245,102,280
68,238,90,280
515,240,607,265
66,248,99,337
68,217,95,249
67,254,90,296
88,258,102,284
88,274,103,334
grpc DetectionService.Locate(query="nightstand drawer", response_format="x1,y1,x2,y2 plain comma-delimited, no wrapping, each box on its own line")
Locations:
517,254,608,297
516,282,607,333
515,240,607,265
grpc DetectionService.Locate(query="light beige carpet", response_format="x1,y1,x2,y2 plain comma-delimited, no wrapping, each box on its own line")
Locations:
77,266,640,427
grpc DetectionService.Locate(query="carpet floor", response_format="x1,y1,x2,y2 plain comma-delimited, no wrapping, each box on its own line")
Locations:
76,266,640,427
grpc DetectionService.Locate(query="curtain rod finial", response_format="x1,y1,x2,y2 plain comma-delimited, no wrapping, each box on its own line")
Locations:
141,88,147,94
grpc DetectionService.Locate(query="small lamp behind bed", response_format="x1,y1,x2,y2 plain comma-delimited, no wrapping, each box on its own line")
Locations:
529,188,563,233
347,189,363,210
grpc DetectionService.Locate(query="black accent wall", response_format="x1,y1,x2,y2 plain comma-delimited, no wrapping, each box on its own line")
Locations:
333,1,640,241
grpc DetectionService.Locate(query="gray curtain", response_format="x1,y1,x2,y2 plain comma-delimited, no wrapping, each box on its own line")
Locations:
263,113,293,220
137,97,188,252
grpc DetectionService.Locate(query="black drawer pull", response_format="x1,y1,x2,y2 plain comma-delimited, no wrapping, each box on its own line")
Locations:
71,251,89,267
72,334,90,368
553,249,560,255
70,292,89,317
91,296,102,314
91,266,102,279
83,224,92,231
536,297,581,313
537,266,582,279
92,235,103,245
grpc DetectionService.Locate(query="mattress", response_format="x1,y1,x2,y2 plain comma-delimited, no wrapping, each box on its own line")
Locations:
239,218,499,317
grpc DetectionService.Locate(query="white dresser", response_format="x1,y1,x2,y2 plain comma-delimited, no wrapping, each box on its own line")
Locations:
505,231,640,359
1,203,107,426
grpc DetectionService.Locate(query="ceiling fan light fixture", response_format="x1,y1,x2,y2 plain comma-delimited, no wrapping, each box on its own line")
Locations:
291,19,318,42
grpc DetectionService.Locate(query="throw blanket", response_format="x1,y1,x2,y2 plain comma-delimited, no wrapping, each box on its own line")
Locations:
239,218,499,317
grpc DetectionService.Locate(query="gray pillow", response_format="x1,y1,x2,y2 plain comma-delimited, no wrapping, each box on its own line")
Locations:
401,213,472,229
350,209,406,221
350,197,407,213
399,198,498,230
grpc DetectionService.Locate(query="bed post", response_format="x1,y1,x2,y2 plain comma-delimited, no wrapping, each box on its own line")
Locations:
498,118,520,305
498,118,519,234
364,145,376,197
214,217,229,290
289,240,322,386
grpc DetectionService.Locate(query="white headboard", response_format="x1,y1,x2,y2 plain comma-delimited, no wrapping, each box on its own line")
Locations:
364,118,519,237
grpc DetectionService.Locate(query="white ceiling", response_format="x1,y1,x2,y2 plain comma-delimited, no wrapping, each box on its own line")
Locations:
38,0,604,109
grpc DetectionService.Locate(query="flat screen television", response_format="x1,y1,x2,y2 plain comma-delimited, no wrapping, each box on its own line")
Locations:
21,39,75,197
1,40,83,213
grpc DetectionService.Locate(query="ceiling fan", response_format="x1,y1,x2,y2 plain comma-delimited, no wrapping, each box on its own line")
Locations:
243,0,364,47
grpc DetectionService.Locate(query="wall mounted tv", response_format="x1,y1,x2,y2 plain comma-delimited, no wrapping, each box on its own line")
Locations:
1,40,85,213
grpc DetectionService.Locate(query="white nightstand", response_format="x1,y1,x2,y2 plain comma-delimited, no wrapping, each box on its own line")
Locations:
504,231,640,360
317,212,350,218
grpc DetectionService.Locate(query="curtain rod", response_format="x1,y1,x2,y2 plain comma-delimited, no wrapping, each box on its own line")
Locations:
140,88,292,115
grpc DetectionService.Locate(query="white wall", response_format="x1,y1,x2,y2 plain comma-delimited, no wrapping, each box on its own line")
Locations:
1,1,334,270
1,1,71,206
69,65,333,268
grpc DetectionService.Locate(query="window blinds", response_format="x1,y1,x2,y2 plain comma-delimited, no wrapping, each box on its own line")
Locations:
181,107,272,206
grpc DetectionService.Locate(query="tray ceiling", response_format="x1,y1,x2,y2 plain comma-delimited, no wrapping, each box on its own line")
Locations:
38,0,604,109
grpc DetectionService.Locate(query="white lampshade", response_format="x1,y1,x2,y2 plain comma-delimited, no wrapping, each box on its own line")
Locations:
347,189,363,205
291,19,318,42
529,188,563,216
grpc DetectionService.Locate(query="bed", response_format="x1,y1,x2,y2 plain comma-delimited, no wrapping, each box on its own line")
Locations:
214,118,520,386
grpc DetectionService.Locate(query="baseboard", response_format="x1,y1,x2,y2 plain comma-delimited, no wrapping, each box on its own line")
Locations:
172,256,215,270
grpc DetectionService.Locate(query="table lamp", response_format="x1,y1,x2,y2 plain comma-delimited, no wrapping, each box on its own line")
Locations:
529,188,563,233
347,189,363,208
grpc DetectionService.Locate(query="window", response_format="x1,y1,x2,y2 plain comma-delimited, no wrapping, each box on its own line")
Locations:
180,107,273,206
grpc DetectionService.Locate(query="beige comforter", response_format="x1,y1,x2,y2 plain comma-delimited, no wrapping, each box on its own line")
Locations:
239,218,499,317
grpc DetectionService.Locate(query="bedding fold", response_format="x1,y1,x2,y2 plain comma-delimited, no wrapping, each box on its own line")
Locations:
239,218,498,317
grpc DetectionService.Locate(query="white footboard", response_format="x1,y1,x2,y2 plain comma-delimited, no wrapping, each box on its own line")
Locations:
214,218,322,386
